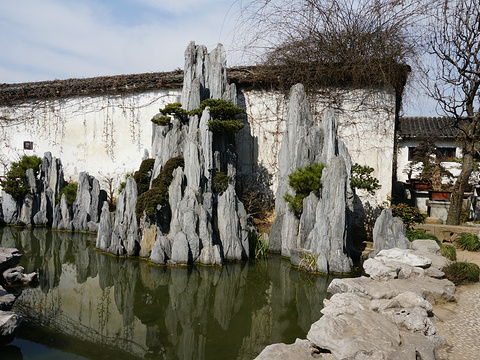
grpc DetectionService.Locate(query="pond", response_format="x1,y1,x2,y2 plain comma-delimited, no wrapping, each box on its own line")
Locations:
0,227,339,360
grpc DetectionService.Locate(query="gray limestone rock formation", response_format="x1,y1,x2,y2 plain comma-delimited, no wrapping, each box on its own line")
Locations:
144,42,249,265
270,84,353,273
0,311,23,337
96,201,113,252
108,177,140,256
2,266,37,285
71,172,107,232
373,208,411,255
1,192,19,225
96,43,250,265
0,286,16,311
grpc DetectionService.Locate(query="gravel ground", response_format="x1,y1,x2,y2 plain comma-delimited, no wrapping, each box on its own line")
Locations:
433,250,480,360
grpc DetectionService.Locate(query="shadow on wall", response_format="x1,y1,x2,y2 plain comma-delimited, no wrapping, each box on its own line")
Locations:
235,89,275,218
353,193,383,246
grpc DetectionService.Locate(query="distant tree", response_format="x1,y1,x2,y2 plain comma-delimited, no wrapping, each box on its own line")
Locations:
234,0,436,94
423,0,480,224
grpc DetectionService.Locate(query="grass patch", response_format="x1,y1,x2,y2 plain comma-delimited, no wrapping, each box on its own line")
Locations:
249,231,269,259
405,230,439,242
406,229,456,260
456,233,480,252
441,244,457,261
443,262,480,285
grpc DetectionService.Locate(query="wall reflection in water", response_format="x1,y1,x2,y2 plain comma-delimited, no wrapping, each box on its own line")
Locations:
0,227,334,360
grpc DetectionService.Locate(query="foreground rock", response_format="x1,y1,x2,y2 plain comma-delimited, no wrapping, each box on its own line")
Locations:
256,242,455,359
0,247,34,343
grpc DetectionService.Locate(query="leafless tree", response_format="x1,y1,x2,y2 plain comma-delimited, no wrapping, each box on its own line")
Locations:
233,0,436,95
423,0,480,224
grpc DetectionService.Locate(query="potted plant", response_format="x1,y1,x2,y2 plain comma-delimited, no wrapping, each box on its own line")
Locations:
413,138,453,199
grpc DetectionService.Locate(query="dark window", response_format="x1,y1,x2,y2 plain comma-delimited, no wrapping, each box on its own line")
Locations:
437,147,456,161
408,147,416,161
407,146,456,162
23,141,33,150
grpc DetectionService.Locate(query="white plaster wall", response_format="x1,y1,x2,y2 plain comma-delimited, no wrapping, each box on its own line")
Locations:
0,90,182,189
0,85,397,206
237,87,397,203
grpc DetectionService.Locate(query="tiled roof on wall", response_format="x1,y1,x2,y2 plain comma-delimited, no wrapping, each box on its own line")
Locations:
398,117,458,139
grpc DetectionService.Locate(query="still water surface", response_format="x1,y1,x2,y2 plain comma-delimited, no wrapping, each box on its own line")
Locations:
0,227,337,360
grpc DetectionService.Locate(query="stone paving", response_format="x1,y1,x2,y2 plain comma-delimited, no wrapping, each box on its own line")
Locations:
433,250,480,360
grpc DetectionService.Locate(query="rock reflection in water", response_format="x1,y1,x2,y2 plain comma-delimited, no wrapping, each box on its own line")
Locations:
0,227,333,360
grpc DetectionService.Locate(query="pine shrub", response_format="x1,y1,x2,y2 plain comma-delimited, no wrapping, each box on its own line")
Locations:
136,157,184,218
284,163,326,217
0,155,42,200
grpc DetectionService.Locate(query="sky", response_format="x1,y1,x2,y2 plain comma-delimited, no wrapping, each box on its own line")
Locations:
0,0,437,116
0,0,241,83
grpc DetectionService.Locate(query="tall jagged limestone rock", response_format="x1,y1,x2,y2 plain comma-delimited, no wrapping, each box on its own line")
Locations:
270,84,323,254
67,172,107,232
270,84,353,273
108,177,140,256
0,152,71,227
95,42,249,264
147,42,248,265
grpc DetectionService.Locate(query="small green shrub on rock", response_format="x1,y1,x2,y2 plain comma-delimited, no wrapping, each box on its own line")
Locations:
151,103,188,126
0,155,42,200
133,159,155,195
56,182,78,207
212,169,230,194
390,203,424,229
189,99,245,133
443,262,480,285
350,163,381,195
136,157,184,218
284,163,325,217
456,233,480,252
118,172,134,194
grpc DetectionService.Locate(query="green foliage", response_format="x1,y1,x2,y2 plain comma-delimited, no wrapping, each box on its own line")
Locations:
212,169,230,194
441,244,457,261
152,102,187,126
118,172,134,194
390,203,424,228
207,119,245,133
350,163,381,195
299,252,319,273
249,231,269,259
136,157,184,218
0,155,42,200
159,102,187,116
151,115,171,126
284,163,326,217
133,159,155,194
188,99,245,134
189,99,244,119
405,230,438,242
456,233,480,252
56,182,78,208
443,262,480,285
